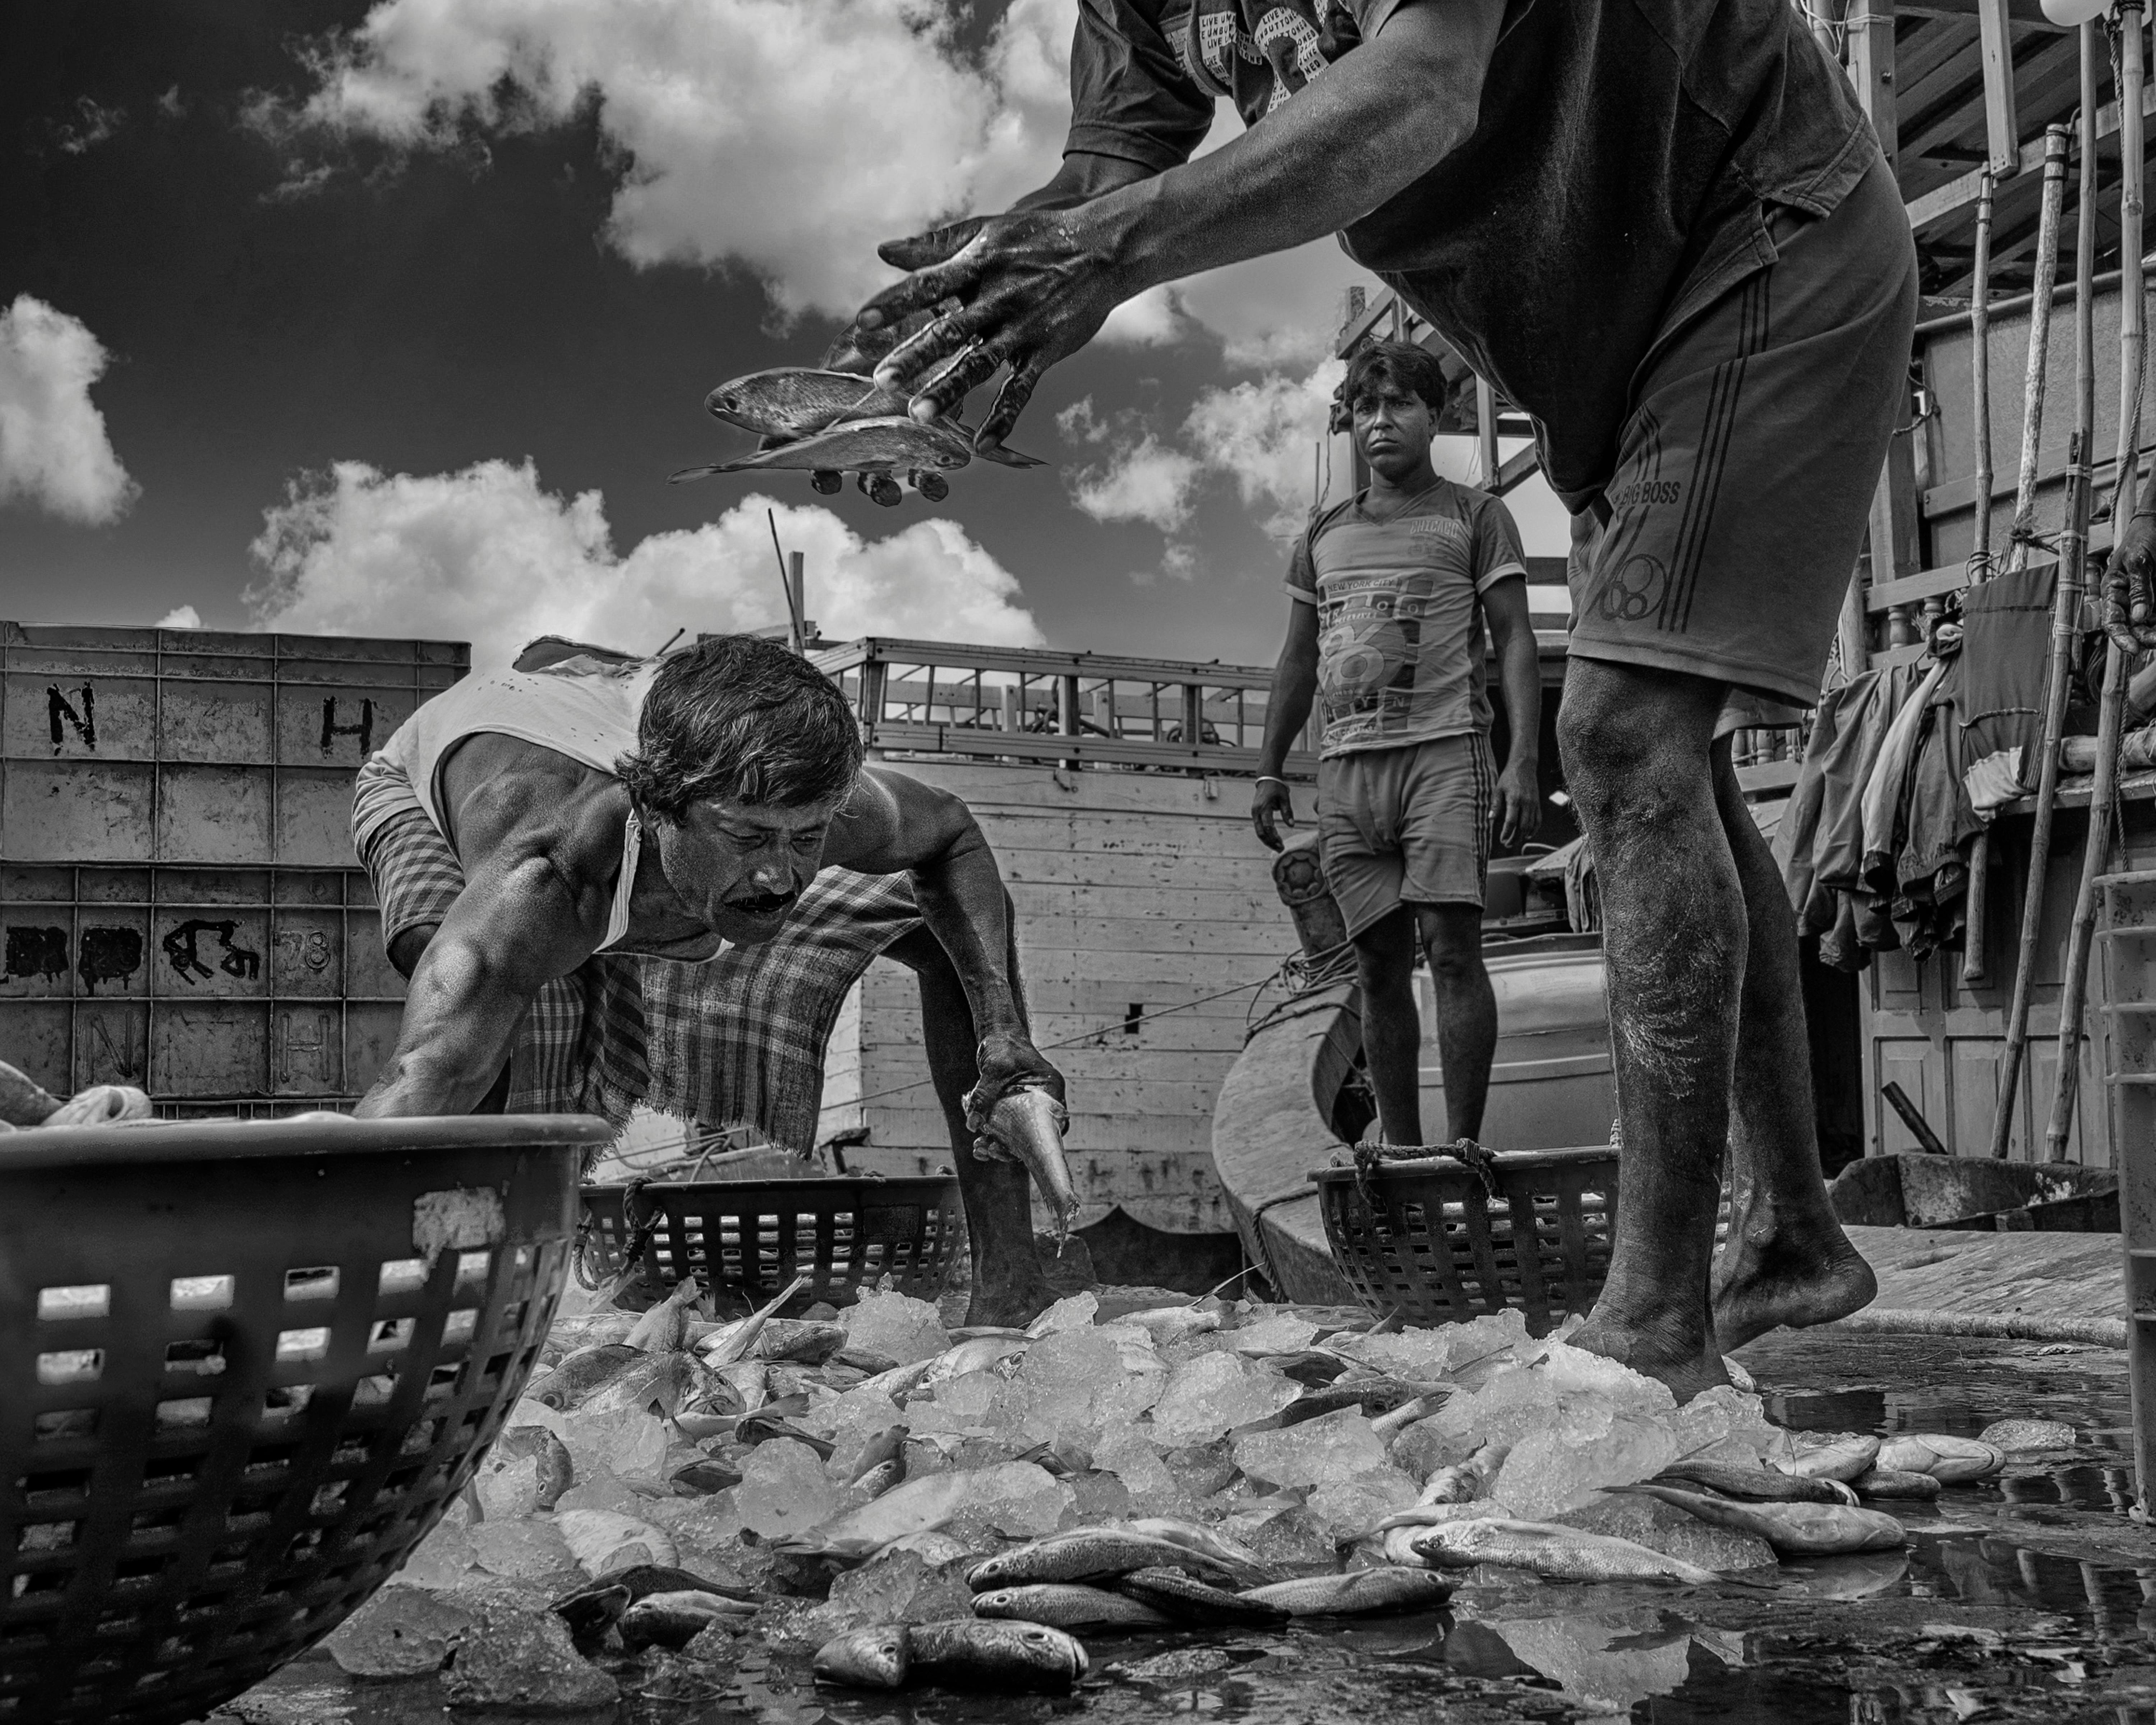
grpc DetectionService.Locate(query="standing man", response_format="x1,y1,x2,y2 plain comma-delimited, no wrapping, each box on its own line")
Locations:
1251,340,1540,1151
842,0,1910,1395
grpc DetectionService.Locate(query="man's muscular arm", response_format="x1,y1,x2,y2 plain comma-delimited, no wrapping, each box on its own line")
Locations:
355,745,616,1118
857,0,1506,442
825,768,1063,1109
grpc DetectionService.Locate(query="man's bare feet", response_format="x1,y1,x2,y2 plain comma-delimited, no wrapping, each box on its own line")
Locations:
1712,1202,1877,1352
964,1276,1061,1329
1567,1303,1732,1403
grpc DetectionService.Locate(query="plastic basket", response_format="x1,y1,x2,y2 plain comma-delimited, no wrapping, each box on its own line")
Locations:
1312,1146,1619,1334
579,1175,964,1313
0,1112,605,1725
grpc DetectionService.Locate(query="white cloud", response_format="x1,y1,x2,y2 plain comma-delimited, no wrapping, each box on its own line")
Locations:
1183,359,1344,535
244,458,1043,668
157,605,203,629
1068,434,1201,534
0,296,138,526
270,0,1069,321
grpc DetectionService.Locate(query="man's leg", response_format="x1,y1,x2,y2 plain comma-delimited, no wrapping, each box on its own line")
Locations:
1708,735,1876,1347
1417,903,1496,1142
880,922,1057,1325
1352,908,1425,1146
1557,658,1737,1399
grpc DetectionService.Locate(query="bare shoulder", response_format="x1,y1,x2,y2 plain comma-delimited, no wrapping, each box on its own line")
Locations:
437,734,630,905
823,765,965,871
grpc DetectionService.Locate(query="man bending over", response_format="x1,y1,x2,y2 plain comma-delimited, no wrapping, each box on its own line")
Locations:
351,633,1066,1325
1252,340,1540,1149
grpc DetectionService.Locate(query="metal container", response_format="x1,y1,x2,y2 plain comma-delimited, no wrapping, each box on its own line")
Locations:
0,624,466,866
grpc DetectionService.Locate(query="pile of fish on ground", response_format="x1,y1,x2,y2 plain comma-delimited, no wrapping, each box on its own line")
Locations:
326,1274,2076,1706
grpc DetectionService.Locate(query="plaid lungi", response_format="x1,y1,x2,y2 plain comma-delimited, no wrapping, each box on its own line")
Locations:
352,754,922,1145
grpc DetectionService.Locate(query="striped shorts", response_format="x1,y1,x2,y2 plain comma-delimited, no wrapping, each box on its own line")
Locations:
1566,152,1919,709
1317,732,1494,936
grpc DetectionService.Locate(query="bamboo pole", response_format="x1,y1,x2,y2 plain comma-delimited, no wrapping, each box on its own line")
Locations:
2045,3,2146,1162
1964,169,2001,986
1987,124,2077,1160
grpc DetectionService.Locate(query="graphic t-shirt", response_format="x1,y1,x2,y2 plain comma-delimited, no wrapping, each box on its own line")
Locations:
1286,481,1526,757
1062,0,1877,504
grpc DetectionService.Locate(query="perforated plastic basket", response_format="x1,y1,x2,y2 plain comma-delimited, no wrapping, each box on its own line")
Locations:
1312,1146,1619,1334
0,1112,605,1725
579,1175,963,1312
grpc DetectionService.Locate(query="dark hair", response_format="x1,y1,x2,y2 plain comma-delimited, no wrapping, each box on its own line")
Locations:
1340,340,1447,416
615,635,864,821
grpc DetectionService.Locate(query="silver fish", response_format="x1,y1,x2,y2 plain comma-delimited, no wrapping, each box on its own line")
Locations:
1875,1434,2005,1484
672,416,972,482
1112,1566,1288,1628
1618,1482,1906,1558
1852,1466,1941,1500
706,368,902,439
1419,1442,1502,1505
623,1274,703,1352
532,1343,644,1411
1409,1518,1722,1586
534,1430,574,1511
1123,1517,1281,1587
1238,1567,1455,1617
1656,1458,1855,1505
973,1583,1174,1630
970,1084,1080,1243
814,1625,909,1689
855,1458,905,1498
617,1589,757,1650
1775,1433,1880,1483
968,1528,1240,1591
907,1618,1088,1692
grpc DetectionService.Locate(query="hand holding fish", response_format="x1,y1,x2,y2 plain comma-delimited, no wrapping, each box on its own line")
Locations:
855,203,1139,450
966,1027,1065,1122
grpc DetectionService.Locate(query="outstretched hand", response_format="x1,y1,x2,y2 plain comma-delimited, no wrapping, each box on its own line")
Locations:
2104,509,2156,657
853,203,1136,450
963,1029,1067,1144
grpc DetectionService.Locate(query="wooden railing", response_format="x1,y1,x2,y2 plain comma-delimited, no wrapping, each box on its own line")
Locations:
810,638,1322,777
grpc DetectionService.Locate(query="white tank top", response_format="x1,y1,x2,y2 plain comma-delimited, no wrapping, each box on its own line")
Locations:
378,658,663,953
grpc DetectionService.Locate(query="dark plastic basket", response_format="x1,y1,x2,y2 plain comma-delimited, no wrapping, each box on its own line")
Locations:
579,1175,963,1313
0,1112,606,1725
1313,1146,1619,1334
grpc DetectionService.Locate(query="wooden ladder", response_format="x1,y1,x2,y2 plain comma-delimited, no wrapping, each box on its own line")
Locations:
2097,868,2156,1510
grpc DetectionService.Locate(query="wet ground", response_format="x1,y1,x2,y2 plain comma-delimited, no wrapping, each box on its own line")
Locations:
215,1330,2156,1725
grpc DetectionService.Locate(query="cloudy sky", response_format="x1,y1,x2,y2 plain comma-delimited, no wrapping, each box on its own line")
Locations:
1,0,1567,671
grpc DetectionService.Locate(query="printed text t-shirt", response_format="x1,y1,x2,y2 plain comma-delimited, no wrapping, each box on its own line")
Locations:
1287,481,1527,757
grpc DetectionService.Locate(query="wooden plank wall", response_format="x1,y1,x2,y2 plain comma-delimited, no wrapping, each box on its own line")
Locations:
818,760,1303,1235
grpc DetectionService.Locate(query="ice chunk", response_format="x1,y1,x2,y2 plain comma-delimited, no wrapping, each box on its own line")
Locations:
1067,1470,1133,1522
841,1290,949,1364
1092,1428,1188,1513
1221,1502,1339,1569
1150,1353,1301,1446
1326,1329,1453,1381
325,1584,473,1678
473,1453,539,1521
396,1501,475,1589
1304,1467,1419,1542
1523,1342,1678,1416
1026,1291,1099,1336
1159,1440,1239,1498
470,1517,583,1588
1484,1607,1691,1710
825,1548,976,1626
558,1507,678,1576
556,1401,669,1484
1224,1314,1321,1357
439,1595,619,1712
551,1469,645,1516
1665,1384,1778,1463
1013,1326,1162,1441
1233,1407,1390,1489
1556,1492,1776,1572
1390,1420,1480,1483
1490,1412,1680,1519
738,1438,846,1539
